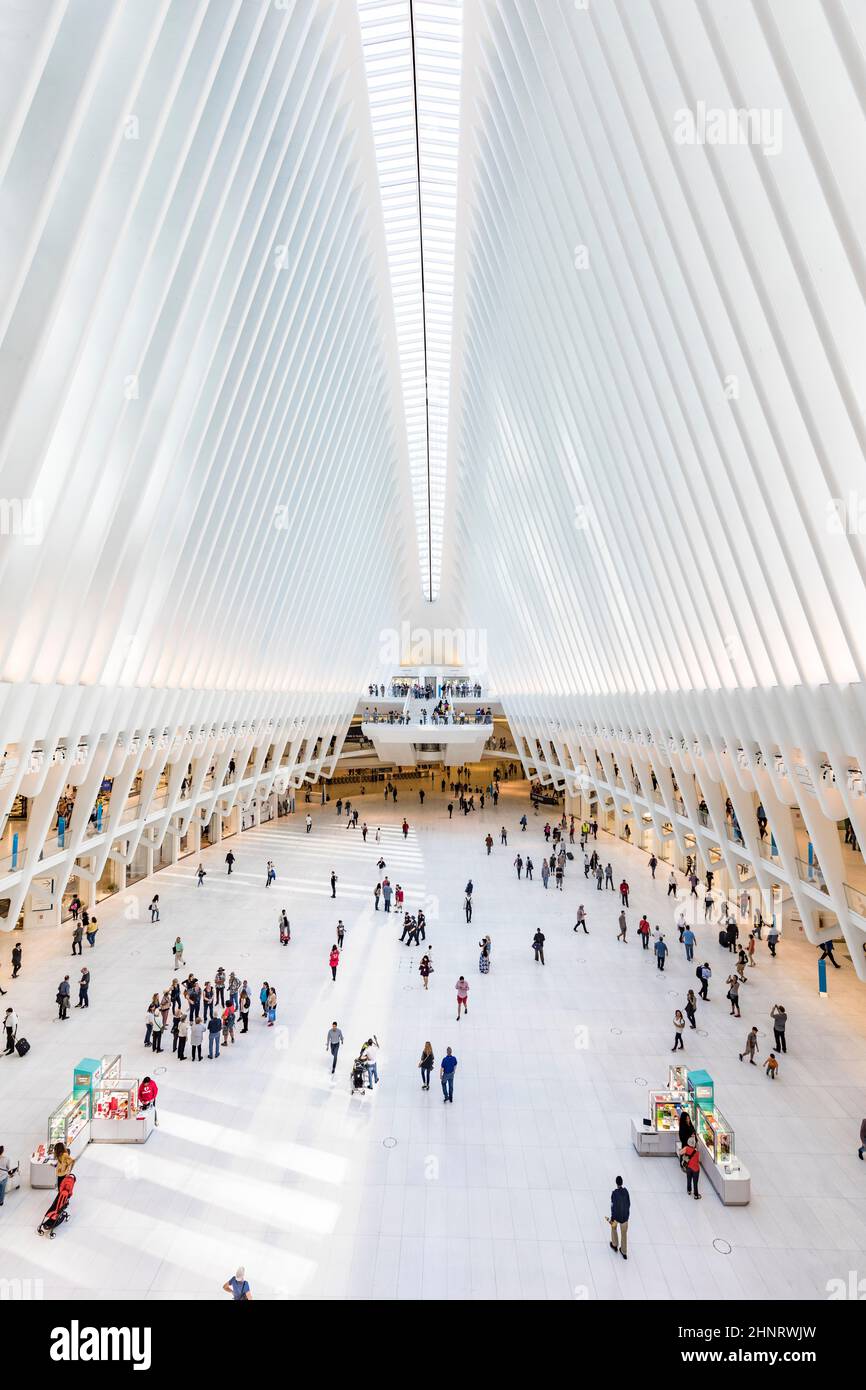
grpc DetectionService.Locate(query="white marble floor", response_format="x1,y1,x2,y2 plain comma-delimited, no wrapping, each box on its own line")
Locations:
1,780,866,1301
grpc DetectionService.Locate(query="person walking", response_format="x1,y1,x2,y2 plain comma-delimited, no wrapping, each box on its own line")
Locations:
532,929,545,964
648,854,658,879
419,955,432,989
514,854,523,879
682,926,695,962
609,1176,630,1259
455,977,469,1020
770,1004,787,1053
327,1022,344,1074
85,916,98,948
329,945,340,981
858,1118,866,1161
4,1007,18,1055
764,1052,779,1079
172,936,184,971
681,1139,702,1199
440,1046,457,1102
225,850,235,875
654,936,668,972
478,937,491,973
305,813,312,833
819,940,841,969
667,871,677,898
767,921,780,957
11,943,22,979
739,1025,758,1065
672,1010,685,1051
698,962,711,1000
684,989,698,1030
637,915,650,950
149,895,160,922
196,863,206,887
57,976,71,1020
617,910,627,943
619,879,630,908
418,1041,434,1089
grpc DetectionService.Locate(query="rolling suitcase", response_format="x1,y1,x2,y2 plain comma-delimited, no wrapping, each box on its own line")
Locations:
15,1037,30,1057
566,851,574,860
717,930,727,948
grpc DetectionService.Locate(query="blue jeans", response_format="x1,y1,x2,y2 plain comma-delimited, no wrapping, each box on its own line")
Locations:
366,1062,379,1088
685,944,694,960
441,1073,454,1101
208,1032,221,1058
0,1175,8,1204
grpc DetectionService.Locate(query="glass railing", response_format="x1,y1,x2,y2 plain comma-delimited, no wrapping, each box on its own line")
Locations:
844,882,866,919
0,845,27,874
796,857,829,894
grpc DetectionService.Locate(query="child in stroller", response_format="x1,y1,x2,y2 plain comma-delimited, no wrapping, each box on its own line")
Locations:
38,1172,76,1238
350,1056,367,1095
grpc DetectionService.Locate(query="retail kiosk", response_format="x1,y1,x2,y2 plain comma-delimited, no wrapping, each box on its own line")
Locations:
29,1053,152,1187
632,1066,750,1204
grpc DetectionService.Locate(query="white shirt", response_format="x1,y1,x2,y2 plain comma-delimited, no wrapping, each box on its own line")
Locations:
4,1011,17,1032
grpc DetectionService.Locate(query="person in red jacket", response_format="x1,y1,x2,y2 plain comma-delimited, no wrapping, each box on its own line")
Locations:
138,1076,159,1126
637,916,651,950
329,945,340,981
619,880,630,907
681,1140,701,1200
402,820,409,838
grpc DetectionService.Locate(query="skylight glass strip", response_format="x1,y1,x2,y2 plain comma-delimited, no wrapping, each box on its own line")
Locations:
358,0,462,601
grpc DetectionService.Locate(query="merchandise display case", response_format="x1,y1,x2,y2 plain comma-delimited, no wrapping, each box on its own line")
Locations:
91,1078,153,1143
686,1069,715,1116
650,1092,681,1133
48,1091,91,1151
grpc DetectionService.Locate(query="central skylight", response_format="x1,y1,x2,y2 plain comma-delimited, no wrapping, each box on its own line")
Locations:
357,0,462,602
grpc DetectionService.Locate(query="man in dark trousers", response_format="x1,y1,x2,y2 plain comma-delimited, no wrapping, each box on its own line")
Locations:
533,929,545,964
11,943,22,978
225,850,235,875
609,1176,630,1259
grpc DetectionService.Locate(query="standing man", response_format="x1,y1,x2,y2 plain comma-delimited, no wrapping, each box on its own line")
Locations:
667,871,677,898
609,1176,630,1260
330,871,338,899
11,942,22,978
382,878,392,913
440,1046,457,1103
225,850,235,875
362,1035,380,1089
326,1022,344,1075
464,891,473,924
619,879,630,907
57,976,71,1019
305,813,312,833
532,929,545,964
767,920,780,957
698,962,711,1000
455,977,470,1019
76,967,90,1009
770,1004,788,1053
71,921,84,956
654,935,668,972
617,910,628,943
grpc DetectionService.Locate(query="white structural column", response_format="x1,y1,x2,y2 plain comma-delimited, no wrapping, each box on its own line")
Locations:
446,0,866,975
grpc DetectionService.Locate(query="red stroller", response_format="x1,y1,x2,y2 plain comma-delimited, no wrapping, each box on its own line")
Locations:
38,1172,75,1238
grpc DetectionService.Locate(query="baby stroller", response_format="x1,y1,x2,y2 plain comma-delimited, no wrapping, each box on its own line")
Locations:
350,1057,367,1096
38,1172,75,1238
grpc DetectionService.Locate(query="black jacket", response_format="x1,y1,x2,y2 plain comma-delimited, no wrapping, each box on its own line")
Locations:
611,1186,630,1223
